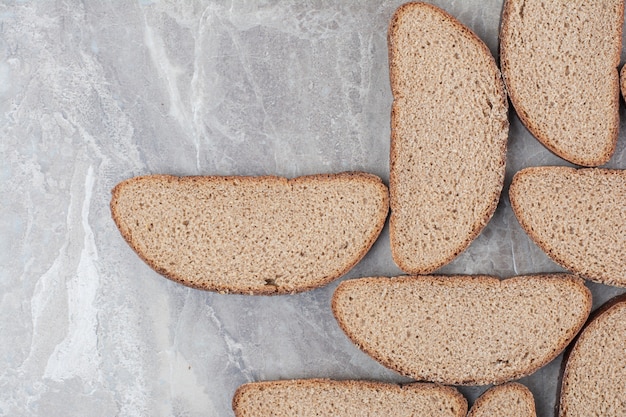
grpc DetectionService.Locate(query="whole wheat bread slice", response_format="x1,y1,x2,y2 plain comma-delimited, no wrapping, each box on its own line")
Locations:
232,379,467,417
468,383,536,417
388,2,508,274
500,0,623,166
332,274,591,385
558,294,626,416
509,167,626,287
110,172,388,294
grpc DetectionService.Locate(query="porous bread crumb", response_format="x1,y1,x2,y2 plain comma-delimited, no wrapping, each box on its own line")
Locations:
500,0,623,166
559,295,626,416
110,172,388,294
468,382,536,417
332,274,591,385
232,379,467,417
510,167,626,287
388,2,508,274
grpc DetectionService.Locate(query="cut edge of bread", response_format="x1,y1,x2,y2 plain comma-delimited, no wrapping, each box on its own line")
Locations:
110,171,389,295
232,379,468,417
468,382,536,417
388,2,509,275
499,0,623,167
509,166,626,287
331,274,591,386
557,293,626,416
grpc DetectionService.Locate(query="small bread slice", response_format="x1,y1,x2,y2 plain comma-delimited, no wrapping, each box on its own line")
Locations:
110,172,388,294
509,167,626,287
558,295,626,416
388,2,508,274
232,379,467,417
468,383,536,417
500,0,623,166
332,274,591,385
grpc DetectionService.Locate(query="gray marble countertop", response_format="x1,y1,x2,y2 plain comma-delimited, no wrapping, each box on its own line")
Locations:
2,1,625,416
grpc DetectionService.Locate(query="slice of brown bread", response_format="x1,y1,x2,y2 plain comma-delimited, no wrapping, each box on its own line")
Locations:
468,383,536,417
110,172,388,294
332,274,591,385
232,379,467,417
388,2,508,274
621,64,626,101
558,294,626,416
500,0,623,166
509,166,626,287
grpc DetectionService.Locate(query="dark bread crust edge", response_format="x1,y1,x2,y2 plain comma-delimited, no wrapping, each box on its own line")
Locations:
331,274,591,386
110,172,389,295
509,166,626,287
388,2,508,275
232,378,468,417
499,0,623,167
556,293,626,417
467,382,536,417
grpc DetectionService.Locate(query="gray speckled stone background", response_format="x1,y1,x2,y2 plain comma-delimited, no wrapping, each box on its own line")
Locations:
2,1,625,416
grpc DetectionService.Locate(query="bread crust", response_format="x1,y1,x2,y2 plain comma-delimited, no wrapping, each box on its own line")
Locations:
110,172,389,295
468,382,536,417
332,274,591,386
500,0,623,167
509,166,626,287
232,378,468,417
388,2,508,274
557,293,626,416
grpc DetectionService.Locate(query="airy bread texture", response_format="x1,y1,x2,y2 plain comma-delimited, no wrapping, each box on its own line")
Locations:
110,173,388,294
500,0,623,166
510,167,626,287
468,383,536,417
388,2,508,274
232,379,467,417
332,274,591,385
559,295,626,416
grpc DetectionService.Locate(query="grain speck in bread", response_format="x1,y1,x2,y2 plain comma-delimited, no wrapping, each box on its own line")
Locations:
110,172,388,294
468,382,536,417
500,0,623,166
558,294,626,416
509,167,626,287
232,379,467,417
332,274,591,385
388,2,508,274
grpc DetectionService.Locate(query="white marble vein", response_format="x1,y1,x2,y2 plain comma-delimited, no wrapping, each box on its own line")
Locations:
2,1,626,416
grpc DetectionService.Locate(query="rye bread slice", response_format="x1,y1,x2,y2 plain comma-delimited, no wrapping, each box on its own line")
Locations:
558,294,626,416
468,383,536,417
509,166,626,287
232,379,467,417
110,172,388,294
332,274,591,385
388,2,508,274
500,0,623,166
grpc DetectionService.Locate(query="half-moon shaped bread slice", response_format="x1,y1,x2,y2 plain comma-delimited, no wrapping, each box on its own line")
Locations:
559,295,626,416
500,0,623,166
468,383,536,417
510,167,626,287
232,379,467,417
110,172,389,294
332,274,591,385
388,2,508,274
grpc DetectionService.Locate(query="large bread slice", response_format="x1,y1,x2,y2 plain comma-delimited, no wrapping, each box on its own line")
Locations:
332,274,591,385
509,167,626,287
388,2,508,274
558,294,626,416
110,172,388,294
500,0,623,166
232,379,467,417
468,383,536,417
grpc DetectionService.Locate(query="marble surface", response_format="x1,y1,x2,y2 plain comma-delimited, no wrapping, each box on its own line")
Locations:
2,1,625,416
